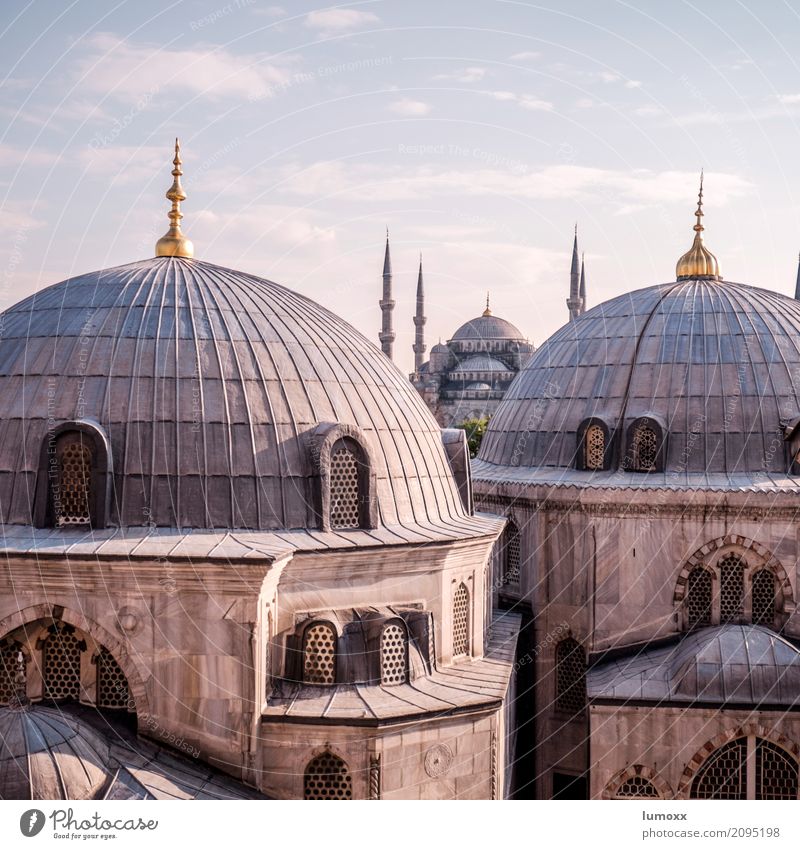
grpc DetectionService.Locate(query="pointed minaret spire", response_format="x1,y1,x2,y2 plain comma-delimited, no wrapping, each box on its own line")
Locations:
794,253,800,300
579,252,587,314
482,291,492,317
379,228,395,359
155,138,194,258
413,253,426,373
567,225,581,321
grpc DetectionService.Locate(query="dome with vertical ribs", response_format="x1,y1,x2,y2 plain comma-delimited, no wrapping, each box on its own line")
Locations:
0,257,467,529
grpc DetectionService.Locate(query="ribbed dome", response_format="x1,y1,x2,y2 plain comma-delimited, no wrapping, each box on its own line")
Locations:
452,355,510,373
477,279,800,480
0,257,466,529
451,314,525,342
0,705,111,799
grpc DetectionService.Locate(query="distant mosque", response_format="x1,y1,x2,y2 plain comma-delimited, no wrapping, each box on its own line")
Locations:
378,229,589,427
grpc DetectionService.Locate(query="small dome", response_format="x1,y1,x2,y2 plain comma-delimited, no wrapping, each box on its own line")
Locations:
431,342,449,354
452,355,510,373
0,705,111,799
466,382,492,391
451,314,525,342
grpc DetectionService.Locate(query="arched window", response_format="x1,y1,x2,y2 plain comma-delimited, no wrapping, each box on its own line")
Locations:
452,583,470,657
690,737,798,800
304,751,353,800
302,622,337,685
751,569,777,627
585,424,605,470
380,622,408,686
615,776,660,798
686,567,713,628
502,520,521,587
0,641,22,705
329,441,363,529
555,637,586,715
719,554,745,623
96,646,130,709
42,622,83,701
632,425,658,471
54,432,93,526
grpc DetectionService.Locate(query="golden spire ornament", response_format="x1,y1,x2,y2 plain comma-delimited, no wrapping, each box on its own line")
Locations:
155,138,194,258
482,291,492,316
675,171,721,281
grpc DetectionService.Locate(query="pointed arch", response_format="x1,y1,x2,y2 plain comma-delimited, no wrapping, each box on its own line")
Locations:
602,764,672,800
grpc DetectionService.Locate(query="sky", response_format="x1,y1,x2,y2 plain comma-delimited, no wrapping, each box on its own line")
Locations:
2,0,800,372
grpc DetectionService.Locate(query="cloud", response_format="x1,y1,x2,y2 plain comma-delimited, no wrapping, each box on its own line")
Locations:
0,144,62,168
72,32,293,102
304,8,379,33
482,90,553,111
278,161,752,210
509,51,540,61
434,66,486,83
778,93,800,104
388,98,432,116
75,144,166,184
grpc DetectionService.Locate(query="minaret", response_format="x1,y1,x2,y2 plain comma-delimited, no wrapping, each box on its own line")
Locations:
379,229,395,359
566,225,581,321
795,253,800,300
579,252,587,315
413,253,426,373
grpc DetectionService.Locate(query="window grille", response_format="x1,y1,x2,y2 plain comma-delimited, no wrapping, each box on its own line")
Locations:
303,623,337,685
615,776,659,798
719,554,745,623
56,438,92,526
304,751,353,800
503,521,521,586
756,740,798,800
452,583,470,657
96,646,130,709
380,623,407,686
691,738,746,799
329,444,361,529
0,643,21,704
686,568,713,628
43,623,82,701
585,424,605,470
555,638,586,715
632,425,657,471
751,569,777,628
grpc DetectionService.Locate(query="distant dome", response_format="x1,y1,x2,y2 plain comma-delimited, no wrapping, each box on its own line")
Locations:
477,279,800,482
466,382,492,391
587,625,800,706
451,314,525,342
453,355,509,373
0,257,467,529
431,342,449,354
0,705,111,799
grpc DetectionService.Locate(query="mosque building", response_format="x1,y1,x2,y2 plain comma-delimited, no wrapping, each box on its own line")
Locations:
0,142,520,801
473,176,800,800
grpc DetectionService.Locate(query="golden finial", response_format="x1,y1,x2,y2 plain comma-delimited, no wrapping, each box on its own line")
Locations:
482,291,492,317
676,170,721,281
155,138,194,259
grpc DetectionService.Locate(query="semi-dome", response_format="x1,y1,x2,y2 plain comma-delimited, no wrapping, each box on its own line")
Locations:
452,355,510,373
476,277,800,484
0,256,467,529
0,704,111,799
451,314,525,343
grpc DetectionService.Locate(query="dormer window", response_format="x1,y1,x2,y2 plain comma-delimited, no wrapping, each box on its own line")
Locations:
329,441,362,529
577,418,610,471
380,622,408,686
302,622,337,685
626,417,664,472
54,433,93,526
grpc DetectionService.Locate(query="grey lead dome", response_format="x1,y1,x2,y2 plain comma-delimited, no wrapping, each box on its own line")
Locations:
476,278,800,481
0,257,466,529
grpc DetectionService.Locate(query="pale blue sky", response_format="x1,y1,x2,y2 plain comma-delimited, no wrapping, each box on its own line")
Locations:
3,0,800,370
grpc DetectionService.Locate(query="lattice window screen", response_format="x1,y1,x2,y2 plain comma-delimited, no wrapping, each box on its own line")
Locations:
751,569,777,628
690,738,746,799
756,740,798,800
555,638,586,715
56,439,92,526
329,445,361,529
503,521,521,586
380,623,407,686
686,568,713,628
452,583,470,657
43,624,82,701
304,751,353,800
633,426,657,471
97,646,130,709
0,643,21,704
303,623,337,684
615,776,659,798
585,425,605,470
719,554,745,623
